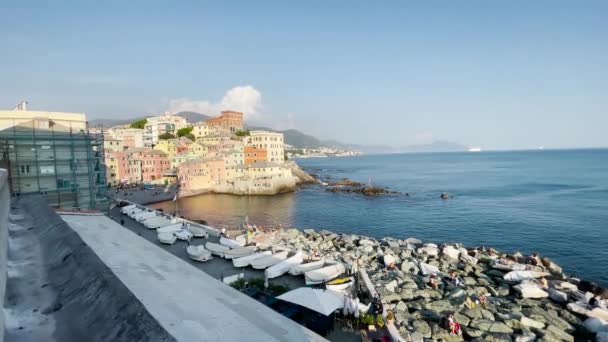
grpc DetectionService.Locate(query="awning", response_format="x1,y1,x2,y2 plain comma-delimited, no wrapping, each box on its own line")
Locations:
277,288,344,316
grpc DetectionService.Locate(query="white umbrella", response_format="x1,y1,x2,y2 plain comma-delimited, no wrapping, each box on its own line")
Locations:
277,288,344,316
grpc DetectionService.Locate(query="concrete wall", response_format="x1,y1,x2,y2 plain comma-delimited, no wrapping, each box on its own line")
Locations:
0,169,9,342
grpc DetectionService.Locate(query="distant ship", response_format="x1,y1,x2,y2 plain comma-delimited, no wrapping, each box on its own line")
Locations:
468,147,482,152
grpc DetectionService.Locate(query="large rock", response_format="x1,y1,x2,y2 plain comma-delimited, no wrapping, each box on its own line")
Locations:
544,324,574,342
514,333,536,342
424,299,453,313
520,316,545,330
484,333,513,342
514,284,549,299
583,317,608,334
454,312,471,326
522,307,574,333
442,245,461,260
412,319,432,338
541,257,563,275
470,320,514,334
547,288,568,303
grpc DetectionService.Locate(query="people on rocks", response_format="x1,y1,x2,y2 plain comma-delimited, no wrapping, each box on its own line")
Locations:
527,252,541,266
538,277,548,289
464,296,476,309
441,313,462,336
447,270,463,286
428,274,440,290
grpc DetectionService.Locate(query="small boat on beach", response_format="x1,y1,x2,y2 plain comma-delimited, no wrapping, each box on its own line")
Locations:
233,251,272,268
158,231,177,245
224,246,257,260
250,251,289,269
135,211,159,222
174,229,193,241
144,217,173,229
220,235,247,248
289,259,325,276
157,224,183,234
187,225,209,238
265,251,303,279
326,277,354,292
305,263,345,285
205,242,230,257
186,245,212,262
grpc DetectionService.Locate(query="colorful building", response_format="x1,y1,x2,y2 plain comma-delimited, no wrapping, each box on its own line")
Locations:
244,146,267,165
205,110,243,134
246,131,285,163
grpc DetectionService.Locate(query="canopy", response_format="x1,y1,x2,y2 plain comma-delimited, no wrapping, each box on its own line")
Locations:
277,288,344,316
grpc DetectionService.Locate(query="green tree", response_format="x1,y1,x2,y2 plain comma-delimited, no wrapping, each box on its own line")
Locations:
177,126,193,137
183,133,196,141
234,129,250,137
158,132,176,140
130,118,147,129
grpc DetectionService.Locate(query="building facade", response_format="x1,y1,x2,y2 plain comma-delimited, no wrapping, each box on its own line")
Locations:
246,131,285,163
205,110,243,134
0,107,106,209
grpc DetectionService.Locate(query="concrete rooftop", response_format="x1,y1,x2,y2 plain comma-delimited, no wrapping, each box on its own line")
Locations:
60,213,325,342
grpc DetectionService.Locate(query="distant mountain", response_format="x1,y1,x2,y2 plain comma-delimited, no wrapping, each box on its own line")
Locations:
175,111,212,123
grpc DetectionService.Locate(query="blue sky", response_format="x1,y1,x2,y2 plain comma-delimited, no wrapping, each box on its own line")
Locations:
1,1,606,149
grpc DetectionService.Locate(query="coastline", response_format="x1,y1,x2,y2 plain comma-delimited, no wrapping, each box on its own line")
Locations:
114,197,608,341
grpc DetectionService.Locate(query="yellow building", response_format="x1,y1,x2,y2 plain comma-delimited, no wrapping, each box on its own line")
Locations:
187,141,209,157
153,137,193,158
191,122,216,139
197,134,232,146
104,137,123,152
170,152,200,169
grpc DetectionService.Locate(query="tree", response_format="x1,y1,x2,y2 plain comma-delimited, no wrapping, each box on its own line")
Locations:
183,133,196,141
234,129,250,137
177,126,193,137
158,132,176,140
130,118,147,129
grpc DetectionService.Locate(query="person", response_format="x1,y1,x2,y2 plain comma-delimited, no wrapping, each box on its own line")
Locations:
447,313,462,336
120,218,125,226
528,252,541,266
589,296,598,307
449,271,463,286
479,293,487,308
428,274,439,290
221,227,226,237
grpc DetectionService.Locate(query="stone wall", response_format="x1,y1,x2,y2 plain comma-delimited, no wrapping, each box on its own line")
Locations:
0,169,9,342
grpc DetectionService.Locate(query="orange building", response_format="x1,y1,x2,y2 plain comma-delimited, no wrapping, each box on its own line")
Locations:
205,110,243,133
244,146,267,165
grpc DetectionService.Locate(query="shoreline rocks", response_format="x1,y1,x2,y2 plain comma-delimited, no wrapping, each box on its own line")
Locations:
326,186,400,195
260,227,608,342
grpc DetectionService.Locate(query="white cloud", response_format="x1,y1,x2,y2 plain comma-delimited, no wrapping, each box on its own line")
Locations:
167,85,262,119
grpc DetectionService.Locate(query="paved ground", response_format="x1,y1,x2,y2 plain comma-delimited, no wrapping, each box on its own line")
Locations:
61,213,325,342
106,185,177,206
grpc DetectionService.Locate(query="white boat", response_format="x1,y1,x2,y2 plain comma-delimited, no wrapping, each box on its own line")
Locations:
174,229,193,241
205,242,230,257
504,270,549,282
157,224,184,234
126,208,146,218
220,235,246,248
223,246,257,260
265,251,303,279
143,217,173,229
134,211,158,222
250,251,289,269
326,277,354,292
158,231,177,245
289,260,325,276
305,263,345,285
233,251,272,267
186,245,212,262
187,225,209,238
120,204,138,213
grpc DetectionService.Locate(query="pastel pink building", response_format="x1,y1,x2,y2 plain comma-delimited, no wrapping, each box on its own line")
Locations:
140,149,171,183
177,157,226,192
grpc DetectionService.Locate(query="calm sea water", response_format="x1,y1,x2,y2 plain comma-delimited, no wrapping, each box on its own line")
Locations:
152,149,608,286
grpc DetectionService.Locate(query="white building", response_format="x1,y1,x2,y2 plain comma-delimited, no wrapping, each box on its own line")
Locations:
246,131,285,164
107,128,144,149
143,113,188,147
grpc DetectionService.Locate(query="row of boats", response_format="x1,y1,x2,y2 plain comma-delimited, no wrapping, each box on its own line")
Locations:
120,203,354,291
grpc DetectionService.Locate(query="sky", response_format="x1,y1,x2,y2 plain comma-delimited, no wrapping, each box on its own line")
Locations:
1,0,607,150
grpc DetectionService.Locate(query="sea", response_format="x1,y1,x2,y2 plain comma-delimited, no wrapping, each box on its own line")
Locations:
151,149,608,286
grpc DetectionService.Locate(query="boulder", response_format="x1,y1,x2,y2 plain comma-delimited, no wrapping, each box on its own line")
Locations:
544,324,574,342
520,316,545,330
424,299,453,313
514,283,549,299
384,254,396,267
385,279,398,293
470,319,514,334
588,308,608,321
419,262,440,276
484,333,513,342
514,333,536,342
412,319,432,338
541,257,563,275
598,332,608,342
454,312,471,326
442,245,461,260
358,239,374,247
547,288,568,303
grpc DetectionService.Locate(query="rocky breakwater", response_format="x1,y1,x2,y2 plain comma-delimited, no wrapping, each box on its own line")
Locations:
268,228,608,342
326,178,400,195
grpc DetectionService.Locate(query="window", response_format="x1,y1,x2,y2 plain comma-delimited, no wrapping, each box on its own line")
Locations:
20,165,31,174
